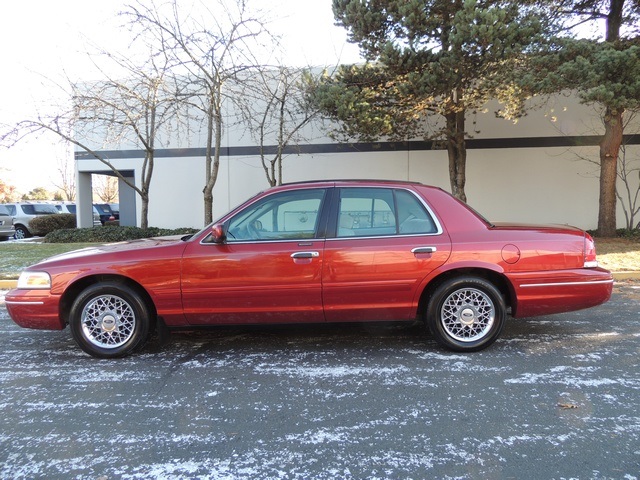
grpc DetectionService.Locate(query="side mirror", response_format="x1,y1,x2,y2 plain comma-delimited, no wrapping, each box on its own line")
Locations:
210,223,227,244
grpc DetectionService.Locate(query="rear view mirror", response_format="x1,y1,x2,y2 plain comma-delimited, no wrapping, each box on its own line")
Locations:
210,223,227,244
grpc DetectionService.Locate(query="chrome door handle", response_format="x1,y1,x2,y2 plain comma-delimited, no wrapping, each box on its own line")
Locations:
411,247,437,254
291,251,320,259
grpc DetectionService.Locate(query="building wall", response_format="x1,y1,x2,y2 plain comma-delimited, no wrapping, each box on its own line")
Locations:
75,93,639,231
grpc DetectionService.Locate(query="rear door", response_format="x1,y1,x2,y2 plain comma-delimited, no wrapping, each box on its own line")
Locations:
181,187,328,325
322,186,452,322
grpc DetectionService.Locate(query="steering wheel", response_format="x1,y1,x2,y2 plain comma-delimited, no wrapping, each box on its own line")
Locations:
246,220,261,239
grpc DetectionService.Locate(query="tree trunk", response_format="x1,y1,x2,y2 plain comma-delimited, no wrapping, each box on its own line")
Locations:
606,0,624,43
203,96,222,225
203,100,216,225
597,107,624,236
445,106,467,203
140,194,149,230
596,0,625,236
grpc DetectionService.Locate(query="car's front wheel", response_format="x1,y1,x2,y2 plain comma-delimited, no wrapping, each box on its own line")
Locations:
426,276,506,352
69,282,152,358
14,225,30,239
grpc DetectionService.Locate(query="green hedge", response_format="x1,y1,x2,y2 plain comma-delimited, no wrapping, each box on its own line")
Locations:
44,226,200,243
588,229,640,240
29,214,77,236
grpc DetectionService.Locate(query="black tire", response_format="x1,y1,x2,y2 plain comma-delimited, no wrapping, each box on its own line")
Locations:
426,276,506,352
14,225,31,239
69,282,152,358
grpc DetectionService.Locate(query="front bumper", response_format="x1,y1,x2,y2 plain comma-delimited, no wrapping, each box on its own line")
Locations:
5,289,65,330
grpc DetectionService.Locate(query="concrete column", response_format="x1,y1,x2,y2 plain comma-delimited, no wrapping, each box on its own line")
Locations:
118,174,137,227
76,172,94,228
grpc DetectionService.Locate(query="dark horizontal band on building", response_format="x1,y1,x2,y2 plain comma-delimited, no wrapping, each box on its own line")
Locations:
75,135,640,160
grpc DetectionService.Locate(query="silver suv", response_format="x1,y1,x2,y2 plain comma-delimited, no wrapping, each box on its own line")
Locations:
2,202,60,239
0,204,15,240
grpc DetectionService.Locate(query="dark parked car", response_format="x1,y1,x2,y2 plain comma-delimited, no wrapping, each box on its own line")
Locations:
54,203,102,227
6,180,613,358
108,203,119,216
93,203,119,225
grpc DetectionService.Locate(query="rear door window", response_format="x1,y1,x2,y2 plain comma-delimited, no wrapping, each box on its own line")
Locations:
336,188,438,237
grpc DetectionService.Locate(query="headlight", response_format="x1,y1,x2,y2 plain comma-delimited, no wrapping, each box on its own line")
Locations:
17,271,51,290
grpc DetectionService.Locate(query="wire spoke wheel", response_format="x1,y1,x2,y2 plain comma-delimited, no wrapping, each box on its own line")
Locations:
426,276,506,352
440,288,495,342
70,282,151,358
81,295,136,348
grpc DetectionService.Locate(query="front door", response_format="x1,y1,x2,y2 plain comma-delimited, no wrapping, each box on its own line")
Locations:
181,188,328,325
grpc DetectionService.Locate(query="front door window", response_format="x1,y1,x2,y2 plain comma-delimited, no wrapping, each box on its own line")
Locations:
227,189,325,241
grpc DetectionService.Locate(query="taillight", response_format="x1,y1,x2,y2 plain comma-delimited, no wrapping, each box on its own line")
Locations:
584,233,598,268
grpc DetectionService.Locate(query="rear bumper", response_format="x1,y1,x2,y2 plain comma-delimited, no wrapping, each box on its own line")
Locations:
5,289,65,330
507,267,614,318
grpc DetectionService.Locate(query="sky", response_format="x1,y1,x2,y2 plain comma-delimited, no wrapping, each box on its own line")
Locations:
0,0,363,194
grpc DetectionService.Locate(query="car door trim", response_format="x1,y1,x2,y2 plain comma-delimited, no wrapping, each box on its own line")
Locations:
520,279,614,288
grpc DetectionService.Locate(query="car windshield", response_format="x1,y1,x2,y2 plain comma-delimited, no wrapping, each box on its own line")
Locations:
22,204,59,215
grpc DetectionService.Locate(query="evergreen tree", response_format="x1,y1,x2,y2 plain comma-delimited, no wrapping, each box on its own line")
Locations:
311,0,548,202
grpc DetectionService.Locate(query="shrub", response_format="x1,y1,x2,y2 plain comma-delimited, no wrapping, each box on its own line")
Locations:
44,226,199,243
588,228,640,240
30,214,76,236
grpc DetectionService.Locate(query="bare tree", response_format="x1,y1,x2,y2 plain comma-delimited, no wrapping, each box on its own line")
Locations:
1,16,185,229
3,113,137,211
93,175,119,203
72,43,182,228
124,0,272,224
3,66,176,230
616,143,640,230
567,111,640,231
52,156,76,201
237,66,322,187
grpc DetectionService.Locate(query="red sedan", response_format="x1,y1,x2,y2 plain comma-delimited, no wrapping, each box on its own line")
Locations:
5,180,613,358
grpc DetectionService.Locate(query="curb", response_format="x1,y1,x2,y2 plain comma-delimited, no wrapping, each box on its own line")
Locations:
613,271,640,281
1,272,639,291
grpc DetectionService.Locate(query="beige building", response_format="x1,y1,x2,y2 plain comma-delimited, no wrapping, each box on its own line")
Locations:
74,93,640,231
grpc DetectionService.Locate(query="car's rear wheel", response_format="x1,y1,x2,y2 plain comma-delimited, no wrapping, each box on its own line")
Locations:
69,282,152,358
426,276,506,352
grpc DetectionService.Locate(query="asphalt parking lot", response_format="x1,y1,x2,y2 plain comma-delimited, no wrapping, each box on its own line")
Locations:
1,283,639,480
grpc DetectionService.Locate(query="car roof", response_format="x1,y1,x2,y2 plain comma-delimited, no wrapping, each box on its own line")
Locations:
280,179,424,187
